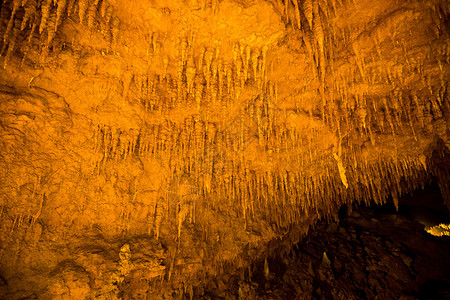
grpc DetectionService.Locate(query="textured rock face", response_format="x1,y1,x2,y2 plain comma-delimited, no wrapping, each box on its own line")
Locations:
0,0,449,298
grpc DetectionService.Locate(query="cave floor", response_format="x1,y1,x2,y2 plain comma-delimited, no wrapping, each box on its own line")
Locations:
196,206,450,300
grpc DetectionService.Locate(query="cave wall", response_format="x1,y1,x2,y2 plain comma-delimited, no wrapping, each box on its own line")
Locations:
0,0,449,298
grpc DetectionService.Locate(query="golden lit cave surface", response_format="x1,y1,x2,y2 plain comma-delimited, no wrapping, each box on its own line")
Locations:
0,0,449,298
427,223,450,237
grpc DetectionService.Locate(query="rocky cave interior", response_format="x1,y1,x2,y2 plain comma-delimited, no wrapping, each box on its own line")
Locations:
0,0,449,299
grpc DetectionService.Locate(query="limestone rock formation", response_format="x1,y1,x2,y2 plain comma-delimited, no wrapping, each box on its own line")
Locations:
0,0,449,298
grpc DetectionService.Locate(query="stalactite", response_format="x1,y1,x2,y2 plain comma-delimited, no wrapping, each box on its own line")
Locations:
177,202,189,240
301,29,316,76
186,55,196,95
123,132,131,161
235,54,242,87
78,0,89,24
194,119,205,156
333,152,348,189
261,45,268,76
121,71,133,105
303,0,313,29
430,95,443,119
111,16,120,49
39,10,56,59
87,0,100,30
293,0,301,30
130,129,137,157
225,61,232,95
178,37,187,67
112,128,119,160
66,0,76,16
211,58,218,99
205,47,214,77
155,196,165,239
21,0,37,31
54,0,66,32
39,0,51,34
356,105,367,129
159,120,171,153
25,7,39,46
217,58,224,98
100,0,108,18
251,47,259,81
138,130,146,157
243,45,250,82
194,73,203,112
103,3,113,30
3,0,20,43
3,19,20,68
313,2,325,56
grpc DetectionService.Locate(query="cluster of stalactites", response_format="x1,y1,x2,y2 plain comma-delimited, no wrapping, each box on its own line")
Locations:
329,85,449,144
0,0,119,67
92,19,448,228
115,33,272,118
276,0,449,142
275,0,331,83
170,38,270,109
91,113,433,229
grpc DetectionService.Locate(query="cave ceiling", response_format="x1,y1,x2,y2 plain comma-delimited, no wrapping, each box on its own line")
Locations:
0,0,449,297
